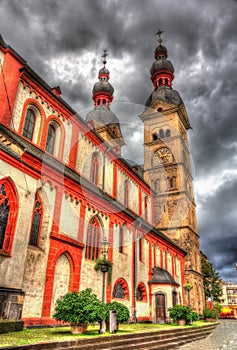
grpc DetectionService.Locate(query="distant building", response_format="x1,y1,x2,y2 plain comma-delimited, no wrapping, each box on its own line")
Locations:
221,281,237,318
0,32,204,326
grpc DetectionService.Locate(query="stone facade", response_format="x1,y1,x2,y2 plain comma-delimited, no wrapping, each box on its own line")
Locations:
0,33,203,326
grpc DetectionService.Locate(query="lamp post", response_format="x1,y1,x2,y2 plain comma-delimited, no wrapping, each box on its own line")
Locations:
100,237,110,334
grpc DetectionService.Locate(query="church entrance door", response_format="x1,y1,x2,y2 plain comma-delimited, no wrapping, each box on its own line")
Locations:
155,293,166,323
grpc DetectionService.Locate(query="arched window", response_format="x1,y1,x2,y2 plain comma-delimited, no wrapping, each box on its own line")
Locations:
46,124,56,154
153,133,158,141
159,78,163,85
103,99,106,105
119,226,124,253
90,153,99,185
0,178,18,255
124,180,129,208
165,78,168,85
23,109,36,141
98,99,101,105
112,278,129,300
136,282,147,302
144,196,148,221
159,129,164,138
172,291,178,306
85,217,101,260
170,176,176,189
166,129,171,137
29,193,42,246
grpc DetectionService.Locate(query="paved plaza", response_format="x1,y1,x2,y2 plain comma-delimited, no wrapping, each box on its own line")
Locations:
178,320,237,350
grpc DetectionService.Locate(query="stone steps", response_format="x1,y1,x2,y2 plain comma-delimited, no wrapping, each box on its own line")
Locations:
3,323,218,350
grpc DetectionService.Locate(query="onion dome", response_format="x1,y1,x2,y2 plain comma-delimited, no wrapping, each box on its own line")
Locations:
150,30,174,89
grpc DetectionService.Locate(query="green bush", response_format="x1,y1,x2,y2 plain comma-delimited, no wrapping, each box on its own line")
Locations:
53,288,105,325
203,303,221,320
105,301,130,324
168,304,199,322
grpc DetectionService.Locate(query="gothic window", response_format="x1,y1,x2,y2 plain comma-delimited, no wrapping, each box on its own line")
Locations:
139,238,143,261
136,282,147,302
90,153,99,185
112,278,129,300
137,286,143,301
159,78,162,85
118,226,124,253
0,184,9,249
124,180,129,208
159,129,164,138
0,178,18,255
46,124,56,154
166,129,171,137
85,217,100,260
144,196,148,221
172,291,178,306
23,109,36,141
29,193,42,246
113,283,125,299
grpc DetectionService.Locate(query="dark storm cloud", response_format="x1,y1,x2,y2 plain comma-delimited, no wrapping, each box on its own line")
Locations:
0,0,236,281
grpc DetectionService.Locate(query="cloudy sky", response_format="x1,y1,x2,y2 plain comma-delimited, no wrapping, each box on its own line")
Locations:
0,0,236,282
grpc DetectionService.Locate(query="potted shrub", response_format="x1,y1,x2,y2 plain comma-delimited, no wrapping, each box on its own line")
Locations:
105,301,130,329
53,288,105,334
203,303,220,321
168,304,196,325
94,257,113,286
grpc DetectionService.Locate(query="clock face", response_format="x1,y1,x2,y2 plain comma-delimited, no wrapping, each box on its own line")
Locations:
155,147,172,164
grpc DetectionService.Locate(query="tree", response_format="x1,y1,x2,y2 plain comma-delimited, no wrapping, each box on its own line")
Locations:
201,253,223,303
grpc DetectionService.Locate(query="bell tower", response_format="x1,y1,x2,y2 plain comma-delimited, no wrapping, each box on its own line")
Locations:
140,31,204,313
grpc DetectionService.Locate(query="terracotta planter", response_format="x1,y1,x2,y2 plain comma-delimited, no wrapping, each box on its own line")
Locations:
70,323,88,334
178,319,186,326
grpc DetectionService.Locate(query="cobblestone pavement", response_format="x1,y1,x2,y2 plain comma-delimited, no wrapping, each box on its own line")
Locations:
177,320,237,350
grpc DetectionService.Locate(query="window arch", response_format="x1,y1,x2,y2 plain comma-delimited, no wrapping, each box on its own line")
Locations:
124,180,129,208
90,152,100,185
136,282,147,302
165,78,168,85
152,133,158,141
46,124,56,154
85,216,101,260
0,178,18,255
165,129,171,137
158,78,163,85
29,193,42,246
159,129,164,138
112,278,129,300
102,99,106,105
23,109,36,141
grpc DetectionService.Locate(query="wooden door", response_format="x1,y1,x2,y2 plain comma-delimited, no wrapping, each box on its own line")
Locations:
155,293,166,323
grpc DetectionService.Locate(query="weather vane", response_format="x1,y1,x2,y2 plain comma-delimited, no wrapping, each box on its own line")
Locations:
155,29,164,43
102,49,108,67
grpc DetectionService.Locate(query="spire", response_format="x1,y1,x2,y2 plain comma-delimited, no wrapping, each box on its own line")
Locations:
150,30,174,89
92,49,114,107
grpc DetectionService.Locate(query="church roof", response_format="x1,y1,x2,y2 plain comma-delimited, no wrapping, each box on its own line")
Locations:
145,85,183,107
148,266,179,285
85,105,119,125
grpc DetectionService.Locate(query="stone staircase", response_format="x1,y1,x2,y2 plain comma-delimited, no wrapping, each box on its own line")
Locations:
3,323,218,350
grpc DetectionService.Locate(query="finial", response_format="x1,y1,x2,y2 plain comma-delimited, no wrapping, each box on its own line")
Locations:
102,49,108,67
155,29,164,44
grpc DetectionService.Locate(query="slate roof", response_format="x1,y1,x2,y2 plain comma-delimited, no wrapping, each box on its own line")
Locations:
149,266,179,285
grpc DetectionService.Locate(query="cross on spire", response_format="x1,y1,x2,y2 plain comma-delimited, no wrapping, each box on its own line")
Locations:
155,29,164,43
102,49,108,67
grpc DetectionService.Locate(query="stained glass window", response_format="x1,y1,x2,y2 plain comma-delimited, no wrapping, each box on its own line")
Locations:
0,184,9,249
23,109,36,141
113,283,125,299
85,217,100,260
46,124,56,154
29,194,42,246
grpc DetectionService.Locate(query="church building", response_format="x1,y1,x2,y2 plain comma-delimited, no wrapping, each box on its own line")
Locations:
0,32,204,326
